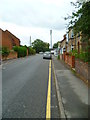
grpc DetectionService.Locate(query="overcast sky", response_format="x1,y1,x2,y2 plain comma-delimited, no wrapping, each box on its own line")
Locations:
0,0,77,46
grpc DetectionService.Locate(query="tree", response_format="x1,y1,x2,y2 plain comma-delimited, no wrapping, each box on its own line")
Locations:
65,0,90,43
53,42,59,48
28,47,36,55
65,0,90,62
32,39,49,53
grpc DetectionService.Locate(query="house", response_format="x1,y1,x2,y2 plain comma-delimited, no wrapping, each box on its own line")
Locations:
0,28,20,50
67,29,82,53
58,34,67,60
0,29,2,48
59,34,67,54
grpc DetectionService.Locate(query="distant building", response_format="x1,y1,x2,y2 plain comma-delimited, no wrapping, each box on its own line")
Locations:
0,28,20,50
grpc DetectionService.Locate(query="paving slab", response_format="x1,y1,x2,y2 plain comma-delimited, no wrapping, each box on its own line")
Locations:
53,56,89,119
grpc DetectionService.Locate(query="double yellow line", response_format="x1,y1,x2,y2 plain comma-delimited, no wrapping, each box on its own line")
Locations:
46,60,51,119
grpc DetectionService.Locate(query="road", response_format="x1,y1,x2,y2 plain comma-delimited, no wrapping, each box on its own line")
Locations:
2,54,60,118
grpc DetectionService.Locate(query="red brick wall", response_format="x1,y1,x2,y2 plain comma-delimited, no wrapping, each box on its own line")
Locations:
7,51,17,59
75,59,89,82
65,55,67,63
65,55,75,68
5,30,20,47
2,30,13,50
2,51,17,60
60,54,63,60
2,29,20,50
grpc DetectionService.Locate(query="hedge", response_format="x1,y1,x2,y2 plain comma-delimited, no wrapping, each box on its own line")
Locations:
13,46,27,58
28,47,36,55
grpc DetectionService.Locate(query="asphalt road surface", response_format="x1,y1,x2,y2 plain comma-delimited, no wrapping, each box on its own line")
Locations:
2,54,59,118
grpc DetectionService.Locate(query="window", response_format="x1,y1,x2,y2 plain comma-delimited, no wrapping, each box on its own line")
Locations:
12,39,16,46
71,29,74,38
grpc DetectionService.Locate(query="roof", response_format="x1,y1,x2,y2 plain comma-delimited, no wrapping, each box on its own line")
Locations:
5,30,20,42
0,28,20,42
0,28,4,32
59,34,66,43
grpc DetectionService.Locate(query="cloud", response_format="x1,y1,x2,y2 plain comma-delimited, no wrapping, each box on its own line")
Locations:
0,20,65,46
0,0,77,46
0,0,76,30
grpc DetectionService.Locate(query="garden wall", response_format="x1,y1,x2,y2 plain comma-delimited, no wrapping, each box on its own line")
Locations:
60,52,89,84
75,59,89,82
2,51,17,60
60,54,63,60
65,54,75,68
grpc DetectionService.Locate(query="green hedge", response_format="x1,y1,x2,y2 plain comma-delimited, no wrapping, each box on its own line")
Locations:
13,46,27,58
28,47,36,55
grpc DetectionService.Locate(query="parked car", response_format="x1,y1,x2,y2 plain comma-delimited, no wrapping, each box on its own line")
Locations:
54,49,58,57
43,51,52,59
51,50,54,54
39,52,43,54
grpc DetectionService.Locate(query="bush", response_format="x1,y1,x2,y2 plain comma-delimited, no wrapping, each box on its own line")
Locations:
57,55,60,60
28,47,36,55
69,48,89,63
70,49,79,58
2,47,10,58
13,46,27,58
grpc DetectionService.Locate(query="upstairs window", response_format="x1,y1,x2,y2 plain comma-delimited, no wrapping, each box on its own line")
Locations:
71,29,74,38
12,39,16,46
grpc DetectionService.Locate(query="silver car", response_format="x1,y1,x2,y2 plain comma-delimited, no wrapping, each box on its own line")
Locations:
43,51,52,59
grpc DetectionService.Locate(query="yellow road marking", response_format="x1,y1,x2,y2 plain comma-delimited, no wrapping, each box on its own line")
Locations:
46,60,51,119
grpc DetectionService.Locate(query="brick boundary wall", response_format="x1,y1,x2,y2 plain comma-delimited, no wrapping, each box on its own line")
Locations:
2,51,17,60
65,55,75,68
75,59,89,82
60,54,63,60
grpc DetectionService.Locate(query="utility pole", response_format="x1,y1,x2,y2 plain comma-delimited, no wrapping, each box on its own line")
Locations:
50,30,52,49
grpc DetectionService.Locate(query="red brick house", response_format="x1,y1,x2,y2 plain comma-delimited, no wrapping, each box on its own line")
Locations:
0,28,20,50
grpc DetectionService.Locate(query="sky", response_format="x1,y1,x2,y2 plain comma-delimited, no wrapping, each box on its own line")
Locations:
0,0,77,46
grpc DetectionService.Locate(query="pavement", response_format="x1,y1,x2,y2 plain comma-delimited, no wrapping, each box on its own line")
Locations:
52,55,89,119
